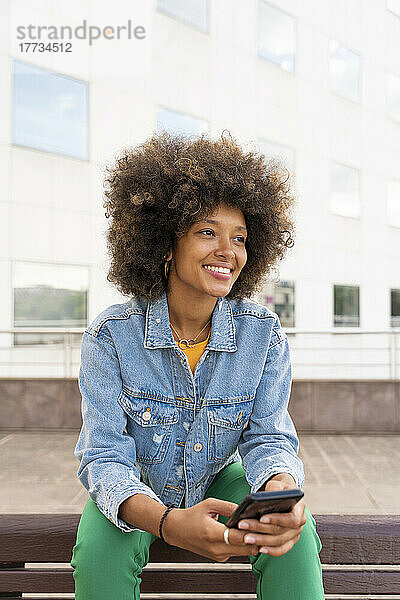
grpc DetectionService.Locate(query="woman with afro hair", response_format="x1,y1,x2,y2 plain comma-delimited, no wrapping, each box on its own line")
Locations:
71,130,325,599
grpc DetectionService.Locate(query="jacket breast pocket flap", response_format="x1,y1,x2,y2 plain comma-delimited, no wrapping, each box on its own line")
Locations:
118,389,178,427
118,389,178,464
207,399,253,430
207,399,253,462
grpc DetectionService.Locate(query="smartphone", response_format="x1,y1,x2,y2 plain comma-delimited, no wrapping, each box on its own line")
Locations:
225,489,304,528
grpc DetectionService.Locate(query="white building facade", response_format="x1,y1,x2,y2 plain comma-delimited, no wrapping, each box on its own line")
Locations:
0,0,399,378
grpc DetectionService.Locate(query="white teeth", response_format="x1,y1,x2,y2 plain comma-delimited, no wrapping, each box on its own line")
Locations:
203,265,231,274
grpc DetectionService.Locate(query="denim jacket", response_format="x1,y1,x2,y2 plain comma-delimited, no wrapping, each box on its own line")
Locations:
74,290,304,533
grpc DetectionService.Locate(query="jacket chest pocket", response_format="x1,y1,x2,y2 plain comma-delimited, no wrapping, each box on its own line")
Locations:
118,389,178,464
206,399,253,463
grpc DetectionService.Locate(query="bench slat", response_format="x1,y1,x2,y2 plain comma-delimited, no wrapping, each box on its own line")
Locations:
2,596,400,600
3,596,400,600
0,514,80,563
140,569,400,594
0,568,74,593
1,514,400,565
317,515,400,565
322,570,400,593
0,568,256,594
1,567,400,594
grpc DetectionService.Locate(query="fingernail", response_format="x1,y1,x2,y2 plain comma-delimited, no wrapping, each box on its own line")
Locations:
238,521,249,529
245,535,256,543
259,547,269,554
260,516,270,523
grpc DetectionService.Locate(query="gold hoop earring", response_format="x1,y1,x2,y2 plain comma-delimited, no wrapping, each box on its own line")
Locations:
164,259,172,279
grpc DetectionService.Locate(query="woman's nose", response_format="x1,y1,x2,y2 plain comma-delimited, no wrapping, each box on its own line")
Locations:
215,237,235,258
215,246,235,260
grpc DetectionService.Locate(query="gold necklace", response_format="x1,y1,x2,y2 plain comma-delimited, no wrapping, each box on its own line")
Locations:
170,319,211,350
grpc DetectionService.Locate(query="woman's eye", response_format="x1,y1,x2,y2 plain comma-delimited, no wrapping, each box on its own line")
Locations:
199,230,246,243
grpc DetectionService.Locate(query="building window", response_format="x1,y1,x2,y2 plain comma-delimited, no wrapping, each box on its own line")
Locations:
13,262,88,345
256,280,295,328
329,39,360,102
13,60,89,160
330,162,361,218
391,289,400,327
334,285,360,327
157,0,208,32
387,179,400,227
157,107,209,136
387,0,400,17
387,72,400,122
257,1,295,73
258,138,295,175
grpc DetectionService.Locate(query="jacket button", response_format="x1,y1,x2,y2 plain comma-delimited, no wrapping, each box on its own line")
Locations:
142,411,151,421
194,443,203,452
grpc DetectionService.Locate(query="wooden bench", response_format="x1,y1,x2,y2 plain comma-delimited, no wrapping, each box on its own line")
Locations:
0,513,399,599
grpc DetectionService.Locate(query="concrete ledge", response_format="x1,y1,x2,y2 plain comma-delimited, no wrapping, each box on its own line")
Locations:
0,379,81,429
290,380,400,433
1,378,400,433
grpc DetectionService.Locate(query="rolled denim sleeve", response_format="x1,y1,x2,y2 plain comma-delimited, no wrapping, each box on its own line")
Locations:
74,328,164,533
238,318,304,492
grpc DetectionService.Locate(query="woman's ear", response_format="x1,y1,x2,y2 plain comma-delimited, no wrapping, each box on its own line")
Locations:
166,250,173,261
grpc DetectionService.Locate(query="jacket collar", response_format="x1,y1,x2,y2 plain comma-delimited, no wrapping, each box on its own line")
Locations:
144,290,237,352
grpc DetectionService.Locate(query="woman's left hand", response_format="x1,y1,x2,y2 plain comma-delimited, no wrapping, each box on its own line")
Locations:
237,477,307,557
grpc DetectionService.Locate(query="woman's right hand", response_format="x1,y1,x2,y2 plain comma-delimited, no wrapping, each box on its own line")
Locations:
162,498,260,562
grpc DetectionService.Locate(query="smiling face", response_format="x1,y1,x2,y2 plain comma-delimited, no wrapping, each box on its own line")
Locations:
166,202,248,299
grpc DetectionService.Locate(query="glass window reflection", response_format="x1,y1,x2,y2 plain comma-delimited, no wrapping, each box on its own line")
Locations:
13,60,89,160
334,285,360,327
329,40,360,102
391,289,400,327
13,262,89,345
256,280,295,328
157,107,209,136
330,163,361,219
258,1,295,73
157,0,208,32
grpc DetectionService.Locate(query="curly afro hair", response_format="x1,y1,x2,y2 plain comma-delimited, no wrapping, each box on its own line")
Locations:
103,130,295,301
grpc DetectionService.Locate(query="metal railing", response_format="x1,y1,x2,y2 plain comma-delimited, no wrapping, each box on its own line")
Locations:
284,327,399,380
0,327,399,379
0,328,85,378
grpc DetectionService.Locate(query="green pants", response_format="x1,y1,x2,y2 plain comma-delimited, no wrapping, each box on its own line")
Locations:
71,462,325,599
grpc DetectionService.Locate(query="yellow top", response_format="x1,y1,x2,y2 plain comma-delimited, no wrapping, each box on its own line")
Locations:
181,329,211,373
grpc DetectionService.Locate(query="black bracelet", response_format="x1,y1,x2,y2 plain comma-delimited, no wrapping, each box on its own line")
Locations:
159,503,176,544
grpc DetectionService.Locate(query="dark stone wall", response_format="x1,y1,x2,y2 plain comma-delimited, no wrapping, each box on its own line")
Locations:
0,379,81,429
290,380,400,433
1,379,399,433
